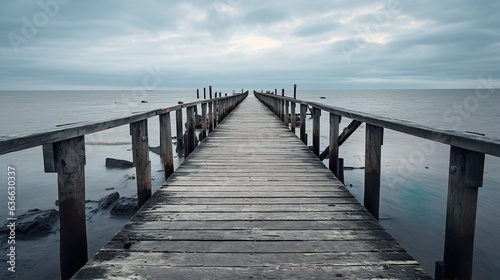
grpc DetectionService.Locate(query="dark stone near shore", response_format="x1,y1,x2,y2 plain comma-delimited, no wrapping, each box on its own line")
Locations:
0,209,59,237
149,146,161,155
105,158,134,169
110,197,138,216
98,192,120,209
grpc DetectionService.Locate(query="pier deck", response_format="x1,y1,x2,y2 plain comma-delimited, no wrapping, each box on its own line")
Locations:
73,96,429,279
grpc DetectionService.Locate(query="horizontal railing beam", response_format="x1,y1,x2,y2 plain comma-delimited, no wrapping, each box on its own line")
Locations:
253,91,500,157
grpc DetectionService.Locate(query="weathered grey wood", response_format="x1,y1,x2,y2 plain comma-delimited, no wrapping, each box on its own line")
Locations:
186,106,196,156
339,120,363,146
338,158,345,184
54,136,88,280
285,100,290,127
364,124,383,220
75,95,427,279
300,104,307,144
443,146,485,280
196,89,199,99
294,83,297,99
130,120,152,207
203,88,206,99
208,101,214,133
42,143,56,173
253,92,500,157
159,113,174,179
175,107,183,156
329,113,341,177
291,102,296,133
201,103,207,139
312,107,321,156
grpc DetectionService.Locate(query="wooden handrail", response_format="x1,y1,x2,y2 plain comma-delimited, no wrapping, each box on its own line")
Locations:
254,91,500,157
254,89,499,280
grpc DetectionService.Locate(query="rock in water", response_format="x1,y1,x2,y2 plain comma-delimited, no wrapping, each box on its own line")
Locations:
0,209,59,237
98,192,120,209
105,158,134,169
149,146,161,155
111,197,138,216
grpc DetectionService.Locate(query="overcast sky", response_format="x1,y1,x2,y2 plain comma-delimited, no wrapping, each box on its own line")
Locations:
1,0,499,90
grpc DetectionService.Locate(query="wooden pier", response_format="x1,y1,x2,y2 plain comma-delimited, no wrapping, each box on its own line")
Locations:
72,96,429,279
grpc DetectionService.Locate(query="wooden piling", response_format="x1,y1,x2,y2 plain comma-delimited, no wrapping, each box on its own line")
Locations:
186,106,196,156
54,136,88,280
285,100,290,127
196,89,200,99
204,88,206,99
159,112,174,179
364,124,383,220
176,107,183,156
442,146,485,280
201,103,207,139
300,104,307,144
209,100,214,133
329,113,341,177
130,120,152,207
294,84,297,99
312,107,321,156
291,102,296,133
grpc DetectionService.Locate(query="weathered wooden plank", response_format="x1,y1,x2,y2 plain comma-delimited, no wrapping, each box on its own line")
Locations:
364,124,383,220
442,146,485,280
159,113,174,179
148,197,361,205
130,120,152,207
74,264,429,280
54,136,88,280
125,220,383,230
146,203,365,212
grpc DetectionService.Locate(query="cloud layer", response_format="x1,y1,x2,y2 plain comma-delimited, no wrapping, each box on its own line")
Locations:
1,0,499,89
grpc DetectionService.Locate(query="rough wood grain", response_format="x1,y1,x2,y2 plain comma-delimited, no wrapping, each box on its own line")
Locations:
73,95,428,279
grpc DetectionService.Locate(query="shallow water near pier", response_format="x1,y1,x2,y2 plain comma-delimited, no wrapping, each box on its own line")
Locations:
1,89,499,279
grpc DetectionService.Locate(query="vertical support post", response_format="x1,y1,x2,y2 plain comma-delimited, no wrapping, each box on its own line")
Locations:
54,136,87,280
201,103,207,139
159,113,174,179
442,146,484,280
285,100,290,127
203,88,206,99
300,104,307,144
209,85,213,99
130,120,152,207
281,89,285,122
196,89,199,99
209,100,214,132
175,106,183,156
312,107,321,156
186,106,196,156
338,158,345,184
364,124,383,220
291,102,296,133
214,100,218,128
294,84,297,99
329,113,341,177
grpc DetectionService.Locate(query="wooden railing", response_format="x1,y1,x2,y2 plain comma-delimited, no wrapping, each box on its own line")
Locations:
0,90,248,280
254,90,500,280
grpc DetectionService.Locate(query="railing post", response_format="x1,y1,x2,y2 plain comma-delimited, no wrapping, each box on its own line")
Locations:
300,104,307,144
53,136,87,280
294,84,297,99
201,103,207,139
196,89,199,99
441,146,484,280
130,120,152,207
203,88,206,99
159,112,174,179
329,113,341,177
312,107,321,156
209,100,214,133
285,100,290,127
281,89,285,122
291,102,296,133
175,106,183,156
364,124,383,220
213,99,218,128
186,106,196,156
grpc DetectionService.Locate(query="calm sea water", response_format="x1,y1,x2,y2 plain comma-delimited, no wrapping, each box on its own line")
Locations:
0,89,499,279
